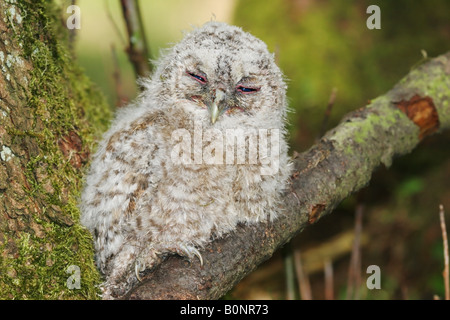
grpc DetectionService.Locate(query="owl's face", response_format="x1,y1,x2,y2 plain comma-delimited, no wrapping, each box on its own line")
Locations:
152,22,287,127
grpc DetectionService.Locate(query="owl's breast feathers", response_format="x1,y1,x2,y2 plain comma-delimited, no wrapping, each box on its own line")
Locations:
83,104,288,234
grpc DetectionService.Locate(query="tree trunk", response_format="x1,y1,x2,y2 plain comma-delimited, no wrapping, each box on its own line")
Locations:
0,0,109,299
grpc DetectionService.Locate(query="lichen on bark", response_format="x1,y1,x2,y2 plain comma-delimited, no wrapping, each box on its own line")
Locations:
0,0,111,299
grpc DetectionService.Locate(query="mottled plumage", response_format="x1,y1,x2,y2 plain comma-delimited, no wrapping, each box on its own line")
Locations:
80,21,292,298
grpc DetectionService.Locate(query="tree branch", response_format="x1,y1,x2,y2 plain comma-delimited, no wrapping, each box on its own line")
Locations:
123,52,450,300
120,0,152,78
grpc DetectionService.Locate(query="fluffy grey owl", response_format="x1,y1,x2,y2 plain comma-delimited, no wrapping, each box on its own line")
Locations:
80,21,292,298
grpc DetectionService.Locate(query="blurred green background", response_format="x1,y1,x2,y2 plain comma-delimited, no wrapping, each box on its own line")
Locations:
63,0,450,299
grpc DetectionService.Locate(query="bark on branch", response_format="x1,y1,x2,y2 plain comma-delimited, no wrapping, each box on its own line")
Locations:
124,52,450,300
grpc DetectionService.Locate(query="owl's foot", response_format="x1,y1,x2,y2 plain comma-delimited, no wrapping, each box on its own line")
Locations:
134,248,160,282
173,244,204,266
134,244,203,281
134,259,145,282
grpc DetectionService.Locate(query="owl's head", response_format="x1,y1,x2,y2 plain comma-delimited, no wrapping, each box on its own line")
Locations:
149,22,287,127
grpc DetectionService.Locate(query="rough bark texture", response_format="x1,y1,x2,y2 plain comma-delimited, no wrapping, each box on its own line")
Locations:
120,0,153,78
0,0,109,299
124,52,450,300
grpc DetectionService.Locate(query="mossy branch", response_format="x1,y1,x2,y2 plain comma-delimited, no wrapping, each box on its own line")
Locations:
123,52,450,300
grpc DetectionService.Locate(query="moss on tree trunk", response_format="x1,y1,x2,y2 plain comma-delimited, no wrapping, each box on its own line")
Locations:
0,0,111,299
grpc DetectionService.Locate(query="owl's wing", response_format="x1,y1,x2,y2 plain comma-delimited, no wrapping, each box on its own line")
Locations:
80,109,166,232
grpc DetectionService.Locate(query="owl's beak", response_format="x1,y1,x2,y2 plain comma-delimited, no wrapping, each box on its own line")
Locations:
209,89,226,124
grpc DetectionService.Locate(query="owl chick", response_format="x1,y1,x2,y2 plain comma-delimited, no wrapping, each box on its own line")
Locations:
80,21,292,298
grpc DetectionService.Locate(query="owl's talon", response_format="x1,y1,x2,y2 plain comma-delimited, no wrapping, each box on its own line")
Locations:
134,259,145,282
190,247,204,266
178,244,203,266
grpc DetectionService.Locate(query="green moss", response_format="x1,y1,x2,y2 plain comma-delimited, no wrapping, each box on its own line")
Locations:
0,0,111,299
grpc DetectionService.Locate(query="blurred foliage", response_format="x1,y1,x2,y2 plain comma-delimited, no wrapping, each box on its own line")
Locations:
234,0,450,150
